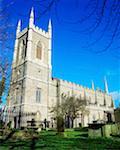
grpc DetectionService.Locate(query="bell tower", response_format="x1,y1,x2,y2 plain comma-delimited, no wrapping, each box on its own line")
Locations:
9,7,52,127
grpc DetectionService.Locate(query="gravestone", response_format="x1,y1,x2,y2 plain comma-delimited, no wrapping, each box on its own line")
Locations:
88,123,105,138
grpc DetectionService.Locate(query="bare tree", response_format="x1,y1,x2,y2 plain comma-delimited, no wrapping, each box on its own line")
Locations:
51,93,89,132
54,0,120,59
0,61,9,104
0,0,14,104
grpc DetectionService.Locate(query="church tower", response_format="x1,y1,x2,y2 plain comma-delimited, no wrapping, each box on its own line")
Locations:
9,8,52,128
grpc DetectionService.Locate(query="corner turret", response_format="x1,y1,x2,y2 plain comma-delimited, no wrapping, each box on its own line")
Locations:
91,80,95,90
48,19,52,38
104,76,109,94
16,20,21,36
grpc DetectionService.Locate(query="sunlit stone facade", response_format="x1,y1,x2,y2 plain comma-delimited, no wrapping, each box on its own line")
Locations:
7,8,114,128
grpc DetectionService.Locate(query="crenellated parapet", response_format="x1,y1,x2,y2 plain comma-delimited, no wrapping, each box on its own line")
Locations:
59,78,96,93
32,25,49,38
52,78,113,108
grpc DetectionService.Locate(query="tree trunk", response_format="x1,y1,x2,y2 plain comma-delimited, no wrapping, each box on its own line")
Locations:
81,114,84,127
71,118,74,128
57,116,64,132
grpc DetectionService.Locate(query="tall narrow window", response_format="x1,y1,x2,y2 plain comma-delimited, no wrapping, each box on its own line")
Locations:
19,40,26,60
22,40,26,59
36,41,42,59
36,88,41,103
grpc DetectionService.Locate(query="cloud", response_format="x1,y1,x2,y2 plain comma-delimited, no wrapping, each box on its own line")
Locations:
110,91,120,107
106,70,120,77
110,91,120,100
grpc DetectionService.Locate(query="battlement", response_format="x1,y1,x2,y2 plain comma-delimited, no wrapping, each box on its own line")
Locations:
17,25,49,39
57,78,110,96
16,7,51,40
59,79,94,92
33,25,49,38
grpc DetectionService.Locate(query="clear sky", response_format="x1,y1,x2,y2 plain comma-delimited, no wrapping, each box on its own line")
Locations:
1,0,120,107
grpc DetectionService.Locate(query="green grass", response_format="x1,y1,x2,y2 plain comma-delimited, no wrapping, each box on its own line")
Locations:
0,130,120,150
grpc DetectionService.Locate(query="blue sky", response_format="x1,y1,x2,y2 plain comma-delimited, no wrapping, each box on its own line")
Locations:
1,0,120,107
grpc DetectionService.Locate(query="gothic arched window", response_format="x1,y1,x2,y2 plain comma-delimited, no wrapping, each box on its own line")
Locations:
36,41,42,59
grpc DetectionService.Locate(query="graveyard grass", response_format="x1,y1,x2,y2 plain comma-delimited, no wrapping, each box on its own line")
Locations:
0,130,120,150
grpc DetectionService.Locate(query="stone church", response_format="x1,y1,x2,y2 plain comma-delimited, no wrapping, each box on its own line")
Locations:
7,8,114,128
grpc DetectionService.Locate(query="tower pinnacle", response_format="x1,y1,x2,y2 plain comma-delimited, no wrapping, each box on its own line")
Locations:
29,7,34,28
16,20,21,35
48,19,52,30
48,19,52,38
104,76,109,94
91,80,95,90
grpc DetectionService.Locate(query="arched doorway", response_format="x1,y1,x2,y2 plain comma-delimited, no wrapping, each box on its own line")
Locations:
35,111,41,127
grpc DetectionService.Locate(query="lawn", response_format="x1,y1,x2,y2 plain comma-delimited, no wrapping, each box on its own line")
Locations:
0,130,120,150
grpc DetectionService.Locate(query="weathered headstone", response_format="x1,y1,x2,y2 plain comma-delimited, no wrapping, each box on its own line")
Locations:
88,123,104,138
